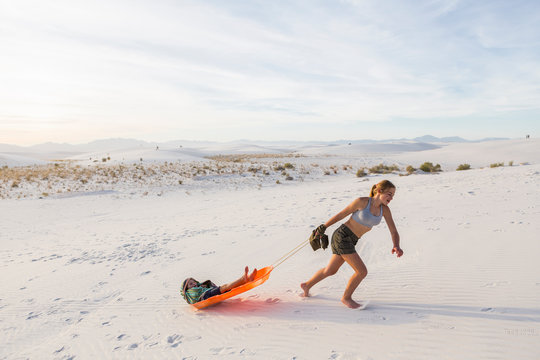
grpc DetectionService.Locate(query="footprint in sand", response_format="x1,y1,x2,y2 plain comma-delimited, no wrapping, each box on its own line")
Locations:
167,334,182,348
26,312,40,320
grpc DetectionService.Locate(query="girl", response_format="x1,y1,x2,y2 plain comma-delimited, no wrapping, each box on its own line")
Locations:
301,180,403,308
181,266,257,304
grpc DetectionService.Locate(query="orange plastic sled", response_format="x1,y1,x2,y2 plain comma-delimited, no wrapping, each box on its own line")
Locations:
190,266,274,310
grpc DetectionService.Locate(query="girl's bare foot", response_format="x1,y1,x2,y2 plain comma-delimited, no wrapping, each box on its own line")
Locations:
300,282,310,297
341,297,361,309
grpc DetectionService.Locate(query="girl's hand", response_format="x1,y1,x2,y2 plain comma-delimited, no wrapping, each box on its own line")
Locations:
392,247,404,258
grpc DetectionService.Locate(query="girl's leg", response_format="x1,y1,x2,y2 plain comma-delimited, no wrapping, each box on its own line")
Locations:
340,252,368,308
301,254,345,297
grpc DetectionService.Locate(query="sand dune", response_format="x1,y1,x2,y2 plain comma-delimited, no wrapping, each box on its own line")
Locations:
1,138,539,359
390,138,540,170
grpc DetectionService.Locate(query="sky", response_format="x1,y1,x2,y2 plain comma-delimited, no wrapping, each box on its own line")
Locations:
1,0,539,145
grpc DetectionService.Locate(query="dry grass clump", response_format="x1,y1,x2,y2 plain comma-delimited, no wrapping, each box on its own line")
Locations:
419,162,442,173
490,162,504,168
369,163,400,174
356,168,367,177
457,164,471,171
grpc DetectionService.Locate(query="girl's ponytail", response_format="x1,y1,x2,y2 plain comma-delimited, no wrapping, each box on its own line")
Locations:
369,180,396,197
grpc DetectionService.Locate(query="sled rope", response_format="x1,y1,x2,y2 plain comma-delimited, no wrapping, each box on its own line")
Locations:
271,238,310,269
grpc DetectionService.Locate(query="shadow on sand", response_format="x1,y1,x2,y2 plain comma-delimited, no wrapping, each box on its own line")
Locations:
194,296,540,326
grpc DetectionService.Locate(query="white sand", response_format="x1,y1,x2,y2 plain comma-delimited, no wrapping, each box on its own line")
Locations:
1,139,539,359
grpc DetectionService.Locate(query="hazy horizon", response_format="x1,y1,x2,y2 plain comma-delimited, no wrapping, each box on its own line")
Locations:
0,134,521,148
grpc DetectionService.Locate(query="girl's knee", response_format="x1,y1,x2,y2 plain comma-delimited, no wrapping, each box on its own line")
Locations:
356,267,368,279
323,266,339,276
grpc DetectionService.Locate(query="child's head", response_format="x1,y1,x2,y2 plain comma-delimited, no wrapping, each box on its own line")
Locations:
182,277,199,292
181,277,201,304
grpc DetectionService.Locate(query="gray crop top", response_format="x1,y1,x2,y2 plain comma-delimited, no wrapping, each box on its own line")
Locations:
351,197,383,228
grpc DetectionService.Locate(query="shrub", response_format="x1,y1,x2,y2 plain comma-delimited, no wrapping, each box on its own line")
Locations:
369,163,400,174
406,165,416,174
419,162,441,173
356,168,367,177
508,161,514,166
456,164,471,171
284,163,295,169
490,162,504,168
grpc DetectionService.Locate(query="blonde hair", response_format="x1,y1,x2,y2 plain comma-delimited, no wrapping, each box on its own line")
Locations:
370,180,395,197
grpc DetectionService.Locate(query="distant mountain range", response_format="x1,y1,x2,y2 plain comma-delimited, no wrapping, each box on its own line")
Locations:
0,135,510,154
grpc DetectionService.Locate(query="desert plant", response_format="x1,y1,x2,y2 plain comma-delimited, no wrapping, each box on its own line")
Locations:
356,168,367,177
456,164,471,171
508,161,514,166
369,163,400,174
284,163,295,169
406,165,416,174
419,162,441,173
490,162,504,168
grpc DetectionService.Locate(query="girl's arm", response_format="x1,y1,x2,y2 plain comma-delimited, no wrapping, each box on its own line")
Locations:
324,197,366,228
383,206,403,257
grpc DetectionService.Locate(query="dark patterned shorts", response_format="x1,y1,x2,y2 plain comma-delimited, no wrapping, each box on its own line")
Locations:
200,286,221,301
331,224,360,255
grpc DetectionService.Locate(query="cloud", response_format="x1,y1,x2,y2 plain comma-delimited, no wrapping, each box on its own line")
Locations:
1,0,539,144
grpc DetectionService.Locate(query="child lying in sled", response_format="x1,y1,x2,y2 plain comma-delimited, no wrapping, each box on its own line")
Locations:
181,266,257,304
